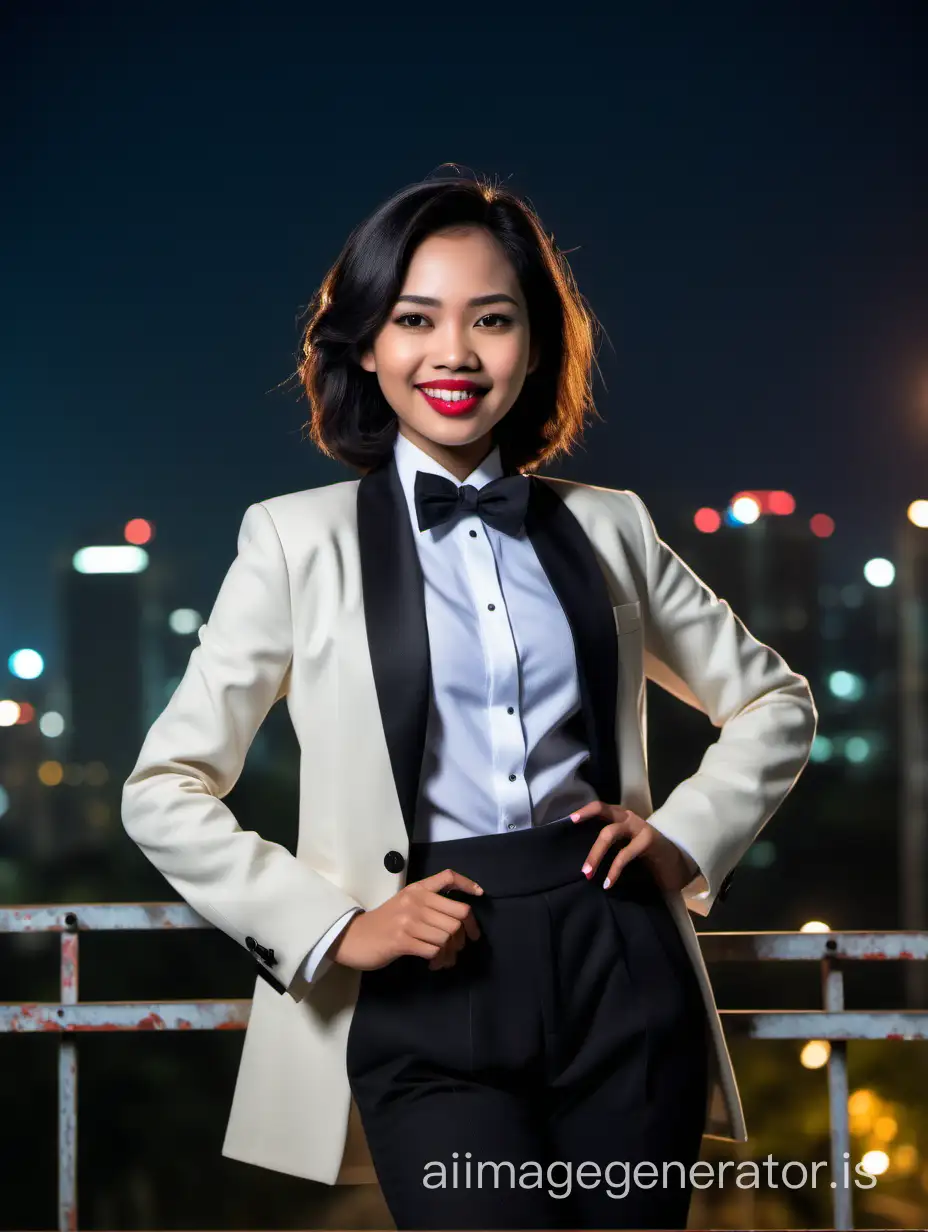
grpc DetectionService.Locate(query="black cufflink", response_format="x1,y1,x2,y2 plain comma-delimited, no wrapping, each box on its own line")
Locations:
245,936,277,967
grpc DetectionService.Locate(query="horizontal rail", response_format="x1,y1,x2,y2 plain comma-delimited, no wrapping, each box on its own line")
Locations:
3,904,928,1232
2,1002,927,1040
2,905,928,960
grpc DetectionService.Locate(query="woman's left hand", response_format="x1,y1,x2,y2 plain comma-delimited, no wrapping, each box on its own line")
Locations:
571,800,697,894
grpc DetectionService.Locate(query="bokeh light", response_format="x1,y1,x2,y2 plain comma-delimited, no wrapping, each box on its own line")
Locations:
8,649,44,679
810,514,835,538
906,500,928,528
863,557,895,587
730,496,761,524
125,518,154,545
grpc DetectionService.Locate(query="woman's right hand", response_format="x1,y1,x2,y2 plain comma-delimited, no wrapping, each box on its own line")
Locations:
330,868,484,972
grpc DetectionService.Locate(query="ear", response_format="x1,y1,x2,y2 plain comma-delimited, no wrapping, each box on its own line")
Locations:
359,348,376,373
527,342,540,376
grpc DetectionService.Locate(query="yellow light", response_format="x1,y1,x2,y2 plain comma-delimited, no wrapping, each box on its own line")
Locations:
38,760,64,786
849,1089,877,1117
861,1149,889,1176
891,1143,918,1174
800,1040,830,1069
907,500,928,528
873,1115,898,1142
0,700,22,727
800,920,831,933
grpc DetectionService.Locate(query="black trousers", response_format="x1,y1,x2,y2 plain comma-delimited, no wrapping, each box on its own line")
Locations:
346,815,709,1230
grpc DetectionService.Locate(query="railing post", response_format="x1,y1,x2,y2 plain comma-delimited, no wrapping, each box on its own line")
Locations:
59,912,79,1232
823,944,852,1230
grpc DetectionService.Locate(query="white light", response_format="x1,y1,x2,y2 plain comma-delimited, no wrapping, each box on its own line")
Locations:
863,557,895,587
800,1040,831,1069
861,1149,889,1176
72,546,149,574
801,920,831,933
0,701,22,727
845,736,871,763
39,711,65,738
731,497,761,524
908,500,928,528
828,670,865,701
168,608,203,635
9,649,44,680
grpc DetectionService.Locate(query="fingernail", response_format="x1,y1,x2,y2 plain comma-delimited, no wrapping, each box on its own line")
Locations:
570,812,580,821
603,877,611,889
582,863,592,876
474,884,484,894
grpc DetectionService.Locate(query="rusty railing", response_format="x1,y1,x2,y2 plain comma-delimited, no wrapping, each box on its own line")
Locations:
1,904,926,1231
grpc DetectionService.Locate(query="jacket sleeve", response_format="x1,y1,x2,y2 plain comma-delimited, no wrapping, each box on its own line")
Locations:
625,490,818,916
121,501,364,998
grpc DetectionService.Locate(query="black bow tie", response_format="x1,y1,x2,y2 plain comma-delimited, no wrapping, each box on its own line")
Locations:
414,470,530,537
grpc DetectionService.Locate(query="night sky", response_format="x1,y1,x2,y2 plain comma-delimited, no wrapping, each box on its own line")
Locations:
4,2,927,677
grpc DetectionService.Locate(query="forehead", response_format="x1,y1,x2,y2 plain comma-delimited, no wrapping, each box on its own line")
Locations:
401,226,521,295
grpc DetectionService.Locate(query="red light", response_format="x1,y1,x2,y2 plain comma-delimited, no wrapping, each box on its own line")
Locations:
810,514,835,538
694,508,722,533
125,518,154,545
16,702,35,724
768,490,796,515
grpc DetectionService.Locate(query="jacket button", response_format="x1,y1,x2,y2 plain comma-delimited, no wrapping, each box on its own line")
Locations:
384,850,405,873
245,936,257,952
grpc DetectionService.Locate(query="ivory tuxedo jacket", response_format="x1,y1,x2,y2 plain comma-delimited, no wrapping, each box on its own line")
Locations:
121,454,817,1185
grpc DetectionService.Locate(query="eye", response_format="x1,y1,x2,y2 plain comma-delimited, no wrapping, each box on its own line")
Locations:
394,313,430,328
476,313,514,329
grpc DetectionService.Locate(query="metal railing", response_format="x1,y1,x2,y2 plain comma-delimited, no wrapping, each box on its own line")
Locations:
1,904,926,1231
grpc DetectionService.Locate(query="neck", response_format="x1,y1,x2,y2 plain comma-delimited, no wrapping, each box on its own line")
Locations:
398,423,495,483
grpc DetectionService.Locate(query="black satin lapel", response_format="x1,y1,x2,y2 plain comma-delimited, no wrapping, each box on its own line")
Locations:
357,455,431,842
524,477,622,805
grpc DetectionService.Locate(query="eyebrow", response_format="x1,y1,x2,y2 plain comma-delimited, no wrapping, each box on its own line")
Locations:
395,293,521,308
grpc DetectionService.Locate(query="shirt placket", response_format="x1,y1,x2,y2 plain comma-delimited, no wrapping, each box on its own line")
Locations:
460,518,532,833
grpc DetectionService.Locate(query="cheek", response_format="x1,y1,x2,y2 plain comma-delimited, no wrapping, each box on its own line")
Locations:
375,336,422,381
489,334,532,383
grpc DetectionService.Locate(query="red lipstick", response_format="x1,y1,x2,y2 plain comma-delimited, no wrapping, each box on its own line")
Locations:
415,378,488,417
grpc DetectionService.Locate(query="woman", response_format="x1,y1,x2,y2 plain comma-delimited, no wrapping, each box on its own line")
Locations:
122,175,817,1231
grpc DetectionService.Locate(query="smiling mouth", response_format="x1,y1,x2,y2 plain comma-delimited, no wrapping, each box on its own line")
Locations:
416,384,489,415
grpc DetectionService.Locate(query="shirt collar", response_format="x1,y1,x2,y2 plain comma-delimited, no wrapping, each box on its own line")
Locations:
393,430,503,534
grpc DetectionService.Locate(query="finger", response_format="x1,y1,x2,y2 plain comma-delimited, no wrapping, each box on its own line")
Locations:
581,814,632,876
424,868,485,897
429,949,457,971
420,907,467,941
409,920,454,949
604,828,650,888
423,892,482,938
569,800,603,823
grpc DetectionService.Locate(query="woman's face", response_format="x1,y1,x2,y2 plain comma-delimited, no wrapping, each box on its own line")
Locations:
360,224,536,460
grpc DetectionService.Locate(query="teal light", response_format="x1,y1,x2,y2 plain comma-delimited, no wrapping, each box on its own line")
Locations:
845,736,871,764
828,670,865,701
809,735,834,763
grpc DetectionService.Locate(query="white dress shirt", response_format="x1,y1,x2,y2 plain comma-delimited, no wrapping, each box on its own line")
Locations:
301,432,698,983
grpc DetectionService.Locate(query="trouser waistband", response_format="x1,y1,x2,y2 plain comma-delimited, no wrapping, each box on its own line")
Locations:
407,814,662,900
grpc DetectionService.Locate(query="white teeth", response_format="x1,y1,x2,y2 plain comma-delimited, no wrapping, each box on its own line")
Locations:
420,387,483,402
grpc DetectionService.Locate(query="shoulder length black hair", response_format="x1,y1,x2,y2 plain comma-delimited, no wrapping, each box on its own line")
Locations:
298,175,601,475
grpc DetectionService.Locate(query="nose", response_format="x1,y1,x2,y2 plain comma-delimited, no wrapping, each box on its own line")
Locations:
431,319,480,372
